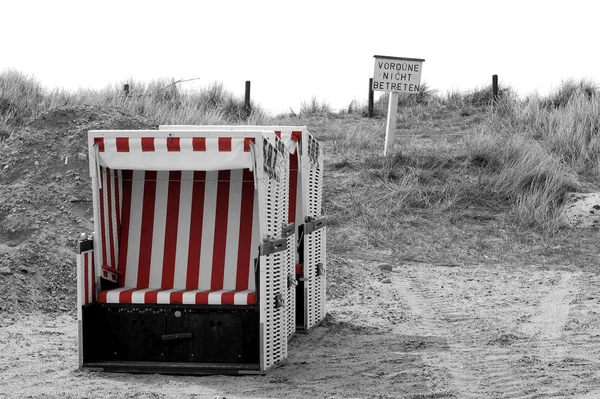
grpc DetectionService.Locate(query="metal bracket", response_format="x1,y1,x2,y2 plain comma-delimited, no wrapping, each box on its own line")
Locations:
287,273,298,289
316,263,324,277
260,238,287,256
275,293,285,309
304,216,327,235
282,222,295,238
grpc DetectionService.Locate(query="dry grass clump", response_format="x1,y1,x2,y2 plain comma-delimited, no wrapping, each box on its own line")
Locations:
467,132,581,229
323,125,485,254
363,150,468,212
542,79,598,109
300,97,333,116
0,69,47,124
445,83,513,109
374,82,438,110
329,121,381,154
464,79,600,229
481,84,600,180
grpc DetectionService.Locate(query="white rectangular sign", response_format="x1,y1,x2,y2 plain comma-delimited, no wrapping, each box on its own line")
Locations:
372,55,424,93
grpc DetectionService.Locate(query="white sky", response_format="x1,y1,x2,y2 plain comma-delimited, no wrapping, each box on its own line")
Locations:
2,0,599,114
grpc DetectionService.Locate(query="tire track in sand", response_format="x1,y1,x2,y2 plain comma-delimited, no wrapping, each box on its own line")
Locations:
391,263,590,398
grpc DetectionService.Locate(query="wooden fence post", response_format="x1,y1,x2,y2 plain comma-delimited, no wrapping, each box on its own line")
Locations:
368,78,374,118
244,81,251,117
492,75,499,105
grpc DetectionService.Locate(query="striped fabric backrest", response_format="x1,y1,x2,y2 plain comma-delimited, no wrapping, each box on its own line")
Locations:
102,168,259,291
274,130,301,225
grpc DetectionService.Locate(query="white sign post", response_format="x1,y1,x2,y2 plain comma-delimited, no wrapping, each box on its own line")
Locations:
372,55,425,156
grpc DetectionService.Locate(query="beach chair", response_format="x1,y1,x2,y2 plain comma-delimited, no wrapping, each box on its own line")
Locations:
76,129,291,374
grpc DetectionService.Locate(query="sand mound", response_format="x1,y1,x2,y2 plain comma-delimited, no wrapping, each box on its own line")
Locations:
560,192,600,228
0,105,155,313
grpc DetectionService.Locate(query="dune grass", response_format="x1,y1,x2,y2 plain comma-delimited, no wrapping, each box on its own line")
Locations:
0,69,268,127
1,69,598,234
320,80,599,246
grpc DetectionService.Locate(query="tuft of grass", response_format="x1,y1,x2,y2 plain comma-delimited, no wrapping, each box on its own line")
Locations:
299,97,333,116
375,82,438,110
329,121,382,153
445,82,513,109
0,69,46,124
467,120,585,229
542,79,598,108
479,81,600,180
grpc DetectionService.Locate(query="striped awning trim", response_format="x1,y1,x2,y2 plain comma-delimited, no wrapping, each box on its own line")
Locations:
93,137,256,171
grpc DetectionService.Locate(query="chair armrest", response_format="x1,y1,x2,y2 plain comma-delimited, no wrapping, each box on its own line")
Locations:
101,264,122,283
77,236,96,305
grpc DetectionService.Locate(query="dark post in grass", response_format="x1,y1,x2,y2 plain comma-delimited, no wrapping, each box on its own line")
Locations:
492,75,499,106
244,81,251,118
124,84,130,98
368,78,374,118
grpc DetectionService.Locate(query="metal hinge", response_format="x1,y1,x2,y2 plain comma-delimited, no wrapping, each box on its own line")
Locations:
260,238,288,256
304,216,327,234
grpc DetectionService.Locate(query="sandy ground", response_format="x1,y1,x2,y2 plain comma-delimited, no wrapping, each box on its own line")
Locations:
3,251,600,399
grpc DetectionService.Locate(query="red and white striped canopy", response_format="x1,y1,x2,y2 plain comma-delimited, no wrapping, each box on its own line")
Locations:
89,130,269,171
158,125,304,154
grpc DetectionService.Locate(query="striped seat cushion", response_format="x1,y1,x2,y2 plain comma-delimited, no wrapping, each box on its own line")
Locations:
98,288,257,305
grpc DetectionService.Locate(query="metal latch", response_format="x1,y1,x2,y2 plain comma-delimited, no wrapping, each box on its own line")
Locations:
316,263,324,277
282,222,295,238
299,263,324,281
288,273,298,289
275,293,285,309
304,216,327,234
260,238,288,256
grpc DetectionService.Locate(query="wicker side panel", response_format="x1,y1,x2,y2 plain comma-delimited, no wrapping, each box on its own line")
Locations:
260,249,287,370
259,139,289,371
307,163,323,219
285,234,296,339
279,156,296,340
305,227,326,330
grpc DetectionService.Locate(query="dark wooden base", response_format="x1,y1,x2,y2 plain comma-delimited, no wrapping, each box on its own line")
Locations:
82,361,262,375
82,304,260,370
